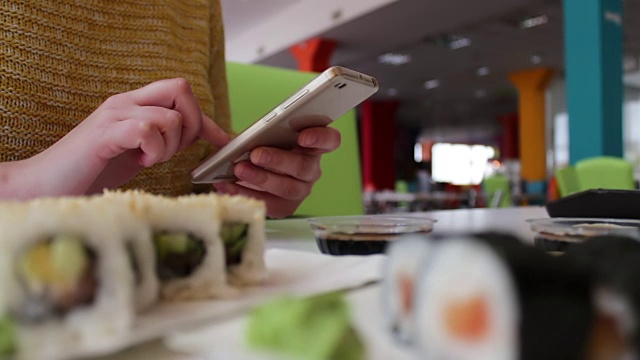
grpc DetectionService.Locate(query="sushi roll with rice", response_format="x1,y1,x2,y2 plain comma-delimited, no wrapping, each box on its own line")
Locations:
103,190,267,300
413,237,519,360
215,194,267,286
0,197,136,360
94,194,159,312
411,234,595,360
382,234,433,345
565,236,640,359
125,192,233,300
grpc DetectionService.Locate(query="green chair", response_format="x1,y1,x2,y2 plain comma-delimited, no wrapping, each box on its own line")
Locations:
225,62,364,217
574,156,636,191
482,174,511,208
555,166,581,197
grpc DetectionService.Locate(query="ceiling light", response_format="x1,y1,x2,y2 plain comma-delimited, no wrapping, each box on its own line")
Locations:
425,34,472,50
475,89,487,98
476,66,490,76
530,54,543,64
449,36,472,50
520,15,548,29
624,55,639,73
378,52,412,66
424,79,440,90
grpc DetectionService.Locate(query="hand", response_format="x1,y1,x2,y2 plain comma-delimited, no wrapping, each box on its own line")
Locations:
213,124,341,218
20,78,229,197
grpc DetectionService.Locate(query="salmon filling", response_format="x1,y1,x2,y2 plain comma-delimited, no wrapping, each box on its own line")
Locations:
444,295,490,342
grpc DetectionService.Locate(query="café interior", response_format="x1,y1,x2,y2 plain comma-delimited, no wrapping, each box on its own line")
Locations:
223,0,640,217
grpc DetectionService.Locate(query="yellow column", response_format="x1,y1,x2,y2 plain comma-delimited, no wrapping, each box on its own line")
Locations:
508,68,554,181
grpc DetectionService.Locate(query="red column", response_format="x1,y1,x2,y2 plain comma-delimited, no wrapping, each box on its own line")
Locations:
360,100,398,190
289,37,337,72
498,113,519,159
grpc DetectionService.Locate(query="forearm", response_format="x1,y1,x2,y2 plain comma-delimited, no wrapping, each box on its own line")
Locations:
0,149,99,200
0,157,48,200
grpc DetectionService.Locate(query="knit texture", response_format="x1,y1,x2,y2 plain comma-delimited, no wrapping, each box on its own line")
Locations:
0,0,231,196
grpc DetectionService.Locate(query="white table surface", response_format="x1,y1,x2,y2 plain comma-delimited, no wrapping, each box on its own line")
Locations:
104,206,550,359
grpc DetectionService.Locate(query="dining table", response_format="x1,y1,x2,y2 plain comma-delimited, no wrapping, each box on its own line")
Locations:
102,205,550,360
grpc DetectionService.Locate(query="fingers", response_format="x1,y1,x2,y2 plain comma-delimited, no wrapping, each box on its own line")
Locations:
126,78,203,151
249,147,321,182
234,161,313,200
101,118,167,167
132,106,183,162
297,126,341,153
213,182,299,219
199,113,231,148
95,105,186,167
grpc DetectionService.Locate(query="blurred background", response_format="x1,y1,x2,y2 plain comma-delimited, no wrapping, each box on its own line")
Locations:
220,0,638,215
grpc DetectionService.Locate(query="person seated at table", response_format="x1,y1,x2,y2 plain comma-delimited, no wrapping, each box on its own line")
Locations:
0,0,340,218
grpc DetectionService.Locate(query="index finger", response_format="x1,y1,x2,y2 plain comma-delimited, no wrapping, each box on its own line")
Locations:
129,78,202,151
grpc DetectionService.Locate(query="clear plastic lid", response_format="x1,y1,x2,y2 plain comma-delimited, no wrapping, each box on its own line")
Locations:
307,215,435,236
527,217,640,238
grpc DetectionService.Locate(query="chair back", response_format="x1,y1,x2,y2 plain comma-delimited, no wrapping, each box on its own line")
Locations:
555,166,581,197
225,62,364,216
574,156,635,191
482,174,511,208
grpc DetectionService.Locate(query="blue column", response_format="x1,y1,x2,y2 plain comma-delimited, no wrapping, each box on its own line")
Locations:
564,0,623,163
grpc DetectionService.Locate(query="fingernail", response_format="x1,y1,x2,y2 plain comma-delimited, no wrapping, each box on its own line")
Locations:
236,164,256,179
254,149,272,165
301,133,317,147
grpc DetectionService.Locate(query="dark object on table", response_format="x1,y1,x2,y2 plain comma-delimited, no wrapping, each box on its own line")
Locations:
546,189,640,219
315,235,389,255
308,215,434,256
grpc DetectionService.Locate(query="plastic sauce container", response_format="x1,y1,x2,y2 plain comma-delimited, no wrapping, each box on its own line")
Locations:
307,215,435,255
527,217,640,253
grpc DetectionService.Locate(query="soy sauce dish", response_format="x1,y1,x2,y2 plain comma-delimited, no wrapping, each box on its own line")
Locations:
527,217,640,253
307,215,435,255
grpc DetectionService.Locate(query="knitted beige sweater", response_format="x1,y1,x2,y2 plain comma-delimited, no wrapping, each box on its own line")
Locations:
0,0,231,196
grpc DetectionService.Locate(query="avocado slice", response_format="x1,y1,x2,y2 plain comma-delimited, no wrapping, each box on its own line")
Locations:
50,235,88,286
0,317,16,357
153,232,192,259
19,235,88,293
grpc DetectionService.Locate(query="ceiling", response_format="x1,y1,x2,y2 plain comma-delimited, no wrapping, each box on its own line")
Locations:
222,0,640,134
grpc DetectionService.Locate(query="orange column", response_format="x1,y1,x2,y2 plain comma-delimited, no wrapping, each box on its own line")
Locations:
508,68,554,181
289,37,337,72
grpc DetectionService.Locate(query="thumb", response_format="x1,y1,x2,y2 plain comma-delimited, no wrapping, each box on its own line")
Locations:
199,114,231,148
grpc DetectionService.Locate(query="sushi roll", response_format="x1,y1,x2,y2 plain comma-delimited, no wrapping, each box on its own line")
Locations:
102,190,268,300
215,194,267,286
413,237,520,360
412,235,595,360
123,191,233,301
0,197,136,360
94,193,159,312
565,236,640,359
382,234,433,345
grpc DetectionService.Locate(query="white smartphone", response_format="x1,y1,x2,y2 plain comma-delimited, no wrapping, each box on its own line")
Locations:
191,66,379,184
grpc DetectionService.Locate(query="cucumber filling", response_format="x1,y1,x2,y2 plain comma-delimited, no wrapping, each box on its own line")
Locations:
153,232,206,281
16,235,98,322
126,242,142,285
221,223,249,266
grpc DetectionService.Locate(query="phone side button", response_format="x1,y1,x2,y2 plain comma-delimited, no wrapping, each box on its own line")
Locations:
283,89,309,109
264,112,277,123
